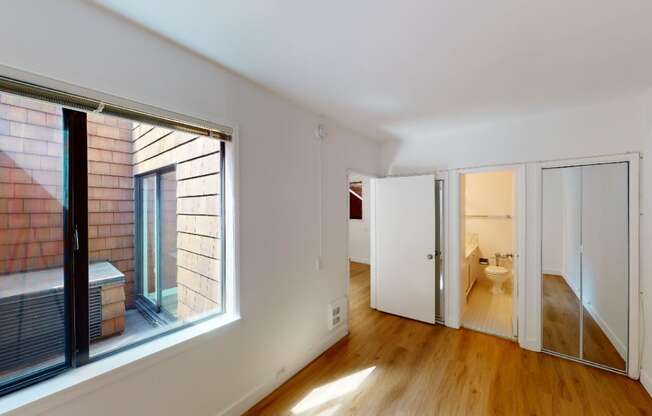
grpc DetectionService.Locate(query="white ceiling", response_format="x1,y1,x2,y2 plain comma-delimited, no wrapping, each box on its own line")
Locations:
93,0,652,142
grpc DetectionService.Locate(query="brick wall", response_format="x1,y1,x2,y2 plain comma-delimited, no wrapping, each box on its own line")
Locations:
1,93,221,320
87,113,136,307
0,94,65,274
132,124,222,319
0,95,136,311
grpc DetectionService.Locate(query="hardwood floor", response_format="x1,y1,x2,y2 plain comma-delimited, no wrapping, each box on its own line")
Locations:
542,274,626,370
245,263,652,415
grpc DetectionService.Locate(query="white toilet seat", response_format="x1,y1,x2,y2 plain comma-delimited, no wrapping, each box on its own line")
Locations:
485,266,510,294
486,265,508,275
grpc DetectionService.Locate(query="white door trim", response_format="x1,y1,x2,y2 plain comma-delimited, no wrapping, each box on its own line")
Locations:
346,169,377,310
446,164,527,345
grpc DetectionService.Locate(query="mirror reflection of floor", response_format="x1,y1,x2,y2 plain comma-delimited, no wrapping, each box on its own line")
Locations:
462,279,513,339
542,274,625,370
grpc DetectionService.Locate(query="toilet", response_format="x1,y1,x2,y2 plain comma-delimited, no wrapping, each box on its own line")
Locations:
485,265,509,294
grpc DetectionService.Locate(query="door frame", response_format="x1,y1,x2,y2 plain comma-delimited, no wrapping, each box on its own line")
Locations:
345,170,377,310
535,152,640,379
134,165,177,322
447,164,526,342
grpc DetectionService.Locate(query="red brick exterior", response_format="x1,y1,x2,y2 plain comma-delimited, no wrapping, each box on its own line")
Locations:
0,94,65,274
0,95,136,307
1,93,221,318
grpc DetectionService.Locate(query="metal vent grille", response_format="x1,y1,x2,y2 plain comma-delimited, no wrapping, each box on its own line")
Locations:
89,286,102,341
0,291,65,373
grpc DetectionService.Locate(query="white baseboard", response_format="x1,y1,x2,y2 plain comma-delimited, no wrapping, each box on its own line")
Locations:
583,302,627,360
542,268,562,276
216,325,349,416
641,370,652,398
348,257,369,264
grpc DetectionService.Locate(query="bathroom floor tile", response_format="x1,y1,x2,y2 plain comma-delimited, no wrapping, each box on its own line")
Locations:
462,279,514,339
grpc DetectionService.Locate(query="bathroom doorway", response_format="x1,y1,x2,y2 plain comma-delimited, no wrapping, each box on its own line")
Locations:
458,168,521,339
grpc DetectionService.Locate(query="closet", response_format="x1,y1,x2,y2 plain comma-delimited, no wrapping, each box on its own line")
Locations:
541,162,630,373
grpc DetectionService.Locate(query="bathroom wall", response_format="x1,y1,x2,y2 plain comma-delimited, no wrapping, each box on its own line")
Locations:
464,170,513,267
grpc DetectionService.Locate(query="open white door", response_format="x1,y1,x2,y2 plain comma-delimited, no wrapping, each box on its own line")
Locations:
374,175,436,324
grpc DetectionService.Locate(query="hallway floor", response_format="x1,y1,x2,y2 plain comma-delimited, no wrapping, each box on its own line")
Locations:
245,262,652,415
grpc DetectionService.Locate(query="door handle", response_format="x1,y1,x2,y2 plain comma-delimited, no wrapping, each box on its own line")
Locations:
427,254,434,260
73,226,80,251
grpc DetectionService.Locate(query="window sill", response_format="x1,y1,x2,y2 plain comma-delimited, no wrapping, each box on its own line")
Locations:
0,313,241,415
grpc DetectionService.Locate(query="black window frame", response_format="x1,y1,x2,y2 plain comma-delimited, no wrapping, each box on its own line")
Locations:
0,107,227,397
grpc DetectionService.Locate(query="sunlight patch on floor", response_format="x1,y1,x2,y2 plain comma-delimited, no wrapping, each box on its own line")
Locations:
290,367,376,414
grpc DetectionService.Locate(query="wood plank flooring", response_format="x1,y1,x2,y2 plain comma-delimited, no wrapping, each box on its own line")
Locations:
542,274,626,370
245,263,652,415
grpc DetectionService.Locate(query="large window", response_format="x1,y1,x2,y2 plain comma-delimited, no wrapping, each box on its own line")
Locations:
0,87,229,396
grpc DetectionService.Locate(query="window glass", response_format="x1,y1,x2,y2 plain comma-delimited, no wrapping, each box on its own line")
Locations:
87,118,224,358
0,93,67,390
349,182,363,220
0,87,228,396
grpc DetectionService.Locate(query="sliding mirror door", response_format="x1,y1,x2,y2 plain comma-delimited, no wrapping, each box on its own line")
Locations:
580,163,628,370
541,162,629,373
542,167,581,359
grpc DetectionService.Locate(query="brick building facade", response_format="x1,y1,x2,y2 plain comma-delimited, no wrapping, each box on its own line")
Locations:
0,93,221,328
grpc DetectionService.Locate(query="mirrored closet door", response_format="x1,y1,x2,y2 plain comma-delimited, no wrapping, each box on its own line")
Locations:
541,162,628,373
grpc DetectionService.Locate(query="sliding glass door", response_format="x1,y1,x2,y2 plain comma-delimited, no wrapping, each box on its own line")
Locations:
136,168,177,321
140,174,158,307
159,170,178,317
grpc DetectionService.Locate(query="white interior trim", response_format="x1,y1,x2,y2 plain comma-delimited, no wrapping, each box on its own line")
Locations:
348,257,370,265
447,164,526,343
642,370,652,399
438,171,451,327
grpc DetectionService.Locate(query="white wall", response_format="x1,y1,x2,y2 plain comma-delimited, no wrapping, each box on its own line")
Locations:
464,171,513,265
348,173,371,264
382,89,652,386
0,1,381,415
541,169,563,275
